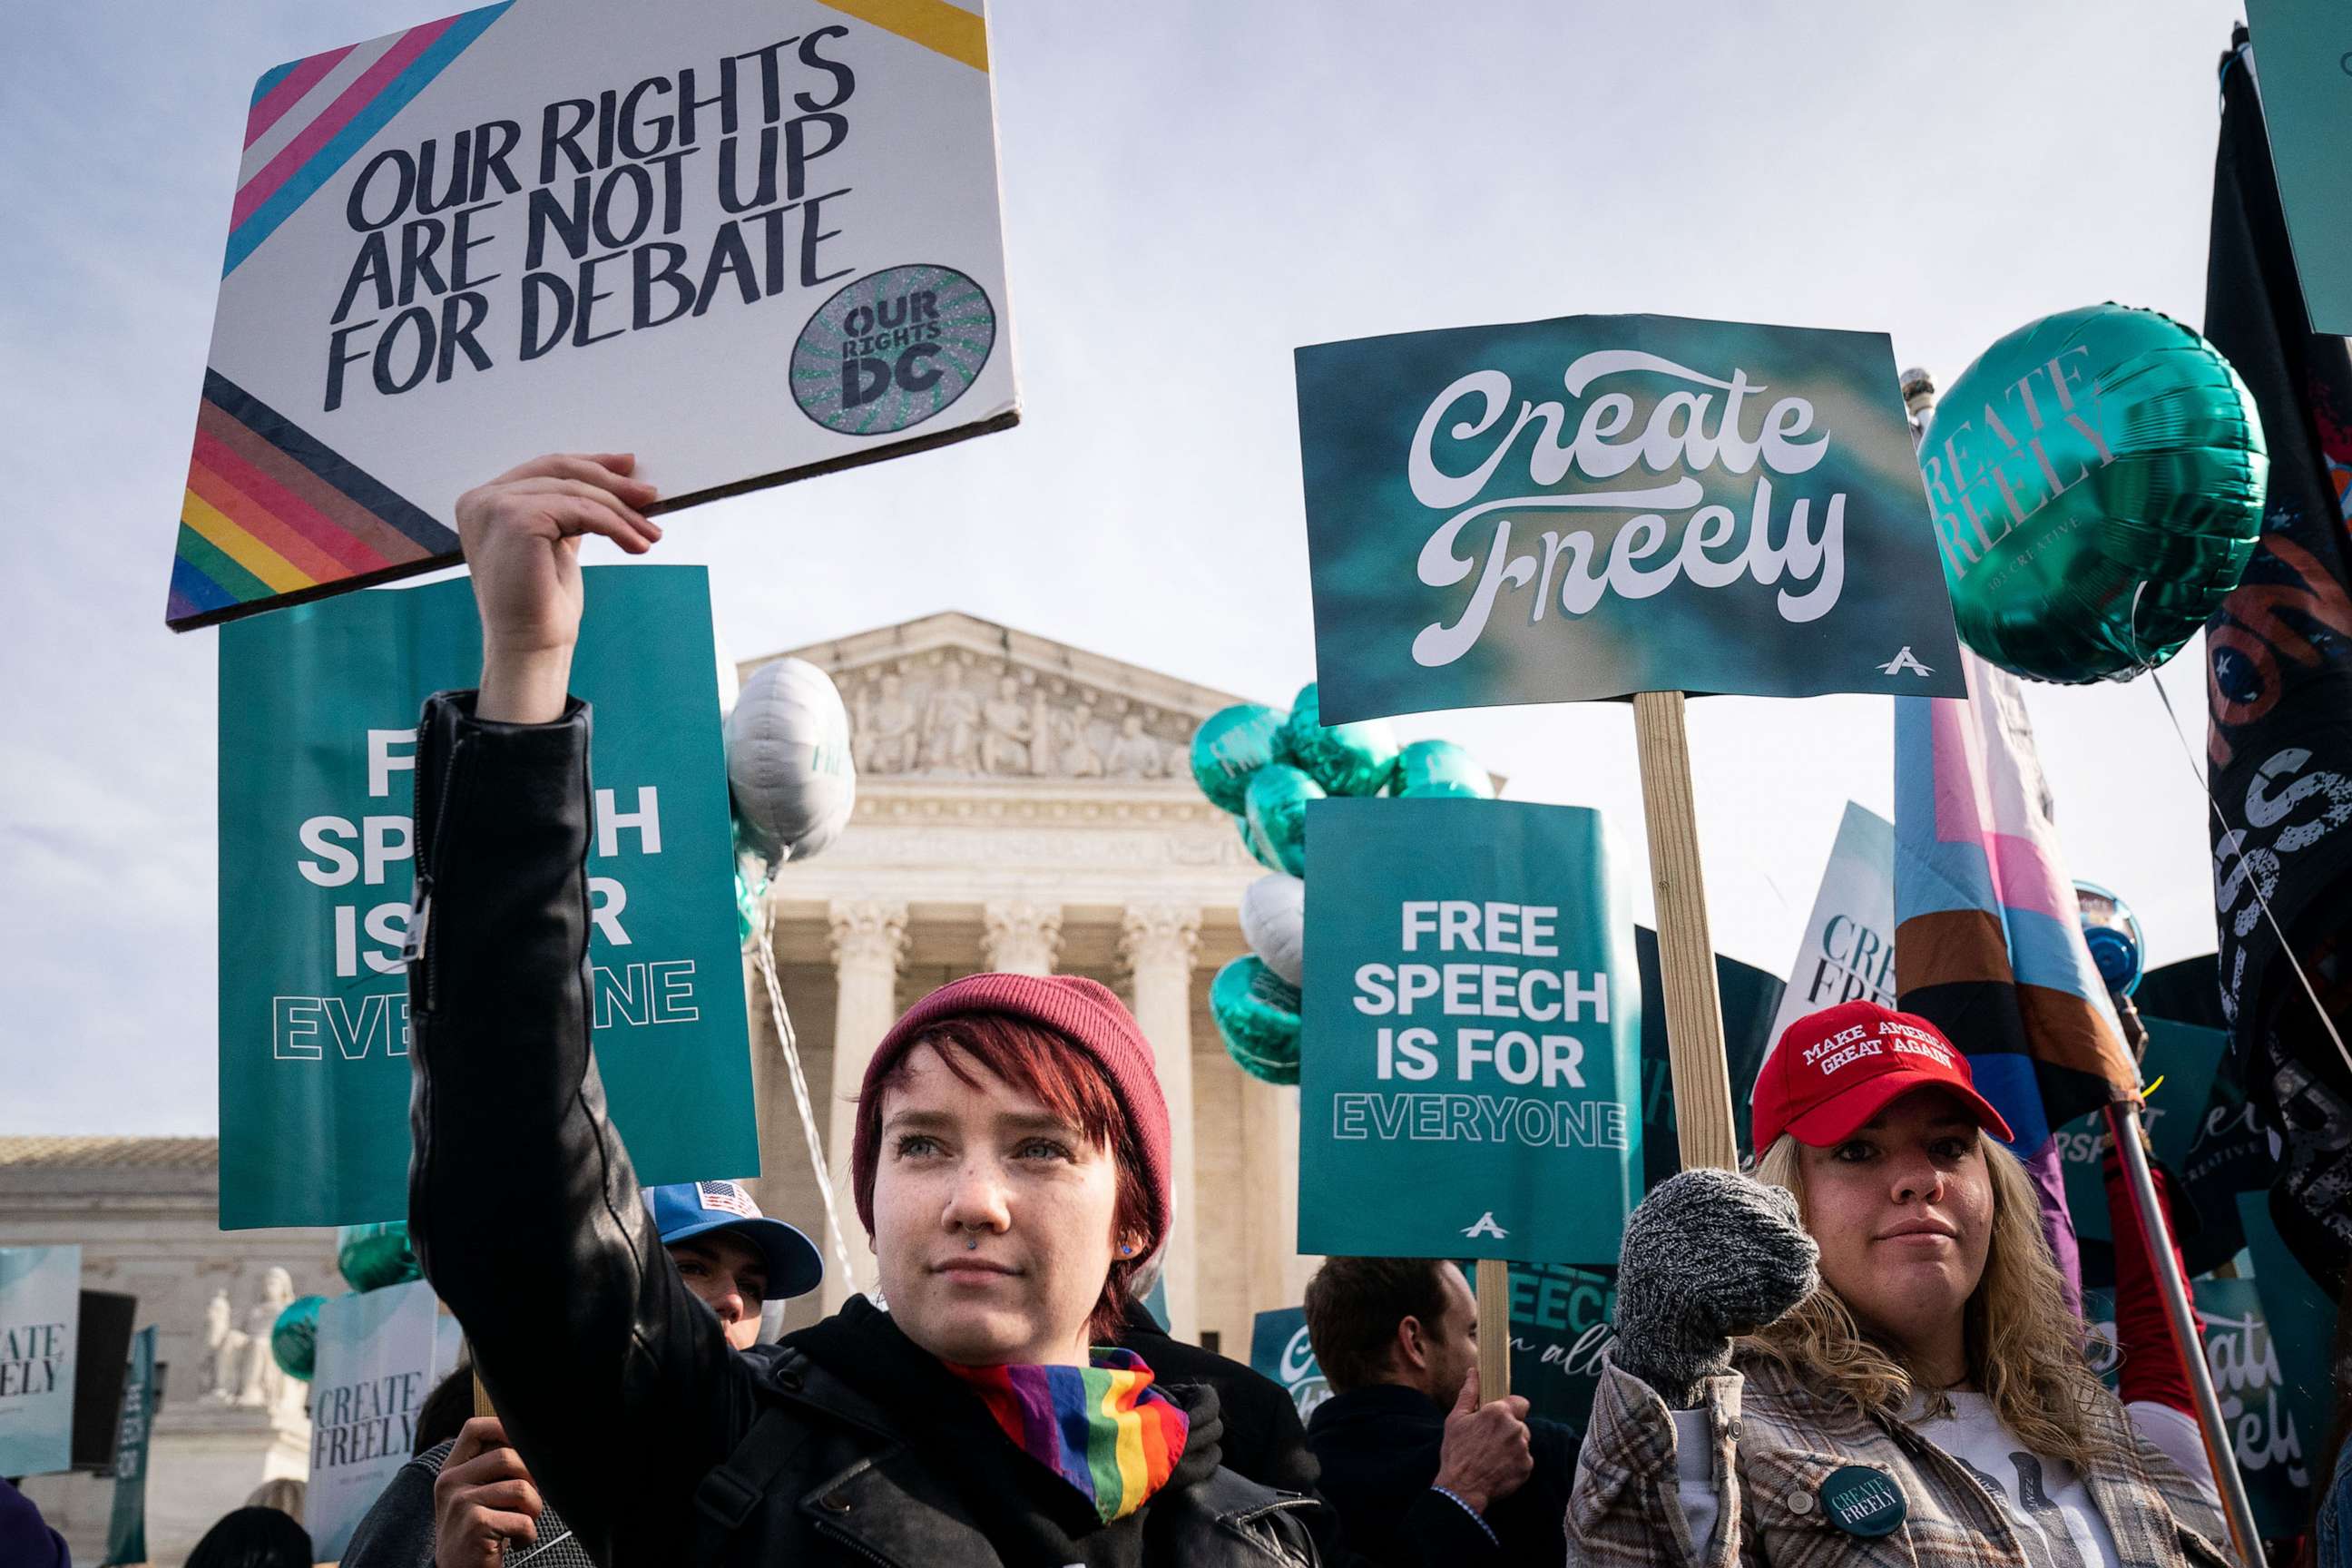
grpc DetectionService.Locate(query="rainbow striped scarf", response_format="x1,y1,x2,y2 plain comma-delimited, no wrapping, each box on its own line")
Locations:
946,1348,1191,1524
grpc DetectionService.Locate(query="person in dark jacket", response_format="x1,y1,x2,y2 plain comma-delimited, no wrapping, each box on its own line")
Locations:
345,1181,820,1567
1301,1257,1579,1567
407,452,1328,1567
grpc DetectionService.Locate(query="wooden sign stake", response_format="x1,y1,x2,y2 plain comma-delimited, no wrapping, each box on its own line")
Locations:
1475,1260,1513,1401
1632,691,1740,1171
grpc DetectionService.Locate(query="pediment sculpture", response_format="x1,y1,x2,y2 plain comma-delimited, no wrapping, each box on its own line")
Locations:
838,651,1191,781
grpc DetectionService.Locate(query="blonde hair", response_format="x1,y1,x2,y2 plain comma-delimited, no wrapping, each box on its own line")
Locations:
1741,1131,2114,1469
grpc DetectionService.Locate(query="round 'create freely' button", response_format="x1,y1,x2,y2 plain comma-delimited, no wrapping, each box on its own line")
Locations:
790,262,997,436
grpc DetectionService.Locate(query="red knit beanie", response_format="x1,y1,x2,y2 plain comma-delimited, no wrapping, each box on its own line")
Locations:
849,973,1173,1257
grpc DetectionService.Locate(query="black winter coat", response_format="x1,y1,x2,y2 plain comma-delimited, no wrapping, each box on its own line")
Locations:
1307,1384,1579,1568
404,692,1323,1568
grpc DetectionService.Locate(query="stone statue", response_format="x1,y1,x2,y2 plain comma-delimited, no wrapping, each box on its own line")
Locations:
979,673,1034,776
1057,701,1104,778
1029,685,1057,777
201,1289,250,1403
923,662,982,773
1106,712,1168,779
237,1267,296,1411
859,671,921,774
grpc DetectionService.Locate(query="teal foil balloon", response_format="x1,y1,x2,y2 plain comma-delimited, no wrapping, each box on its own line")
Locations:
1211,956,1302,1084
1919,304,2266,682
1393,739,1494,799
1279,683,1399,797
1237,814,1282,873
337,1222,421,1292
1191,704,1286,815
270,1294,328,1382
1245,765,1323,877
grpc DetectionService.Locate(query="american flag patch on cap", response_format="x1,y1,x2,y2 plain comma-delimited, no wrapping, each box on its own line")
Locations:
696,1181,760,1219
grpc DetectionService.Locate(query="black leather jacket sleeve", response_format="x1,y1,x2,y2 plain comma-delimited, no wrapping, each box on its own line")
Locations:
405,691,759,1567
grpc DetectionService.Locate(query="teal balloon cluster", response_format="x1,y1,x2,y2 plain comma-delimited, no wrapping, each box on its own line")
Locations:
270,1294,328,1382
1189,682,1494,1083
1921,304,2267,683
337,1222,422,1293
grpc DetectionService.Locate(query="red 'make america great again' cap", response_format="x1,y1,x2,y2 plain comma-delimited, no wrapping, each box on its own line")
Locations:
1750,1000,2014,1152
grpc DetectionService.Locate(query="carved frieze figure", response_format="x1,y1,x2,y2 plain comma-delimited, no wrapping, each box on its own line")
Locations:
1058,701,1105,778
1106,711,1169,779
923,660,982,772
858,671,921,774
979,673,1034,775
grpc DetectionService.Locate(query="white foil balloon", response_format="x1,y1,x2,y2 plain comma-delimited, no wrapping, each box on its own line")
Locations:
1240,873,1306,987
726,657,857,865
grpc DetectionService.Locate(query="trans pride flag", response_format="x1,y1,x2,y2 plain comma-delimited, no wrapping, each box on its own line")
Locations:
1895,647,2141,1305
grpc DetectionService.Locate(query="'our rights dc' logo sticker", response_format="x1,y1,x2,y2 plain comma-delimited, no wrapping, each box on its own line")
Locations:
791,263,996,436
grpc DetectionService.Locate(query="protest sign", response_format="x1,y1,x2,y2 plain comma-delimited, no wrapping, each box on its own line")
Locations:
1765,803,1895,1049
100,1326,158,1568
0,1246,80,1477
1298,799,1642,1264
1294,312,1964,723
1246,1307,1329,1422
2056,1019,2229,1277
217,566,754,1228
307,1280,463,1559
1632,927,1783,1185
2082,1272,2319,1540
170,0,1015,631
2244,1,2352,335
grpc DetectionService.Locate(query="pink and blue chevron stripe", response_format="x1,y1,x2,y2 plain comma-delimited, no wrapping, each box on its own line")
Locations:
225,3,512,276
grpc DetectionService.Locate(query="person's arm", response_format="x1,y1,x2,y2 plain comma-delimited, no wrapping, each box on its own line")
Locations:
1567,1169,1818,1566
407,455,754,1566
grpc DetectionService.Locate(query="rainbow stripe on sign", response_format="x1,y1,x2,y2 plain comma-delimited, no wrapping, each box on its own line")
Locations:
224,3,511,277
166,370,456,629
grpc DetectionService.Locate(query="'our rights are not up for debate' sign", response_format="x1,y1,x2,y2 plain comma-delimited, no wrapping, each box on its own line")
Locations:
171,0,1016,630
1295,313,1965,720
216,566,755,1230
1298,799,1642,1265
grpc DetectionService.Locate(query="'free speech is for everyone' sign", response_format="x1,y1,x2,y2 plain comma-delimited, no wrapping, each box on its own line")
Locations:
216,566,755,1230
1298,799,1642,1265
1295,313,1965,720
170,0,1015,631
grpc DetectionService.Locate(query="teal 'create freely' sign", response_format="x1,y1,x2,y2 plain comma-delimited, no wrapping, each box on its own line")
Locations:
1247,1307,1329,1422
217,566,756,1229
1294,312,1964,721
2246,0,2352,336
1298,798,1642,1263
0,1245,79,1477
100,1326,157,1568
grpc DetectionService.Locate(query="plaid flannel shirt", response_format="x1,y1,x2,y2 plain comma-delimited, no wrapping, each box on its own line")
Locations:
1566,1355,2238,1567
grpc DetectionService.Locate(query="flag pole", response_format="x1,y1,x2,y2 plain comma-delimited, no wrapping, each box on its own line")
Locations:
2106,1102,2264,1564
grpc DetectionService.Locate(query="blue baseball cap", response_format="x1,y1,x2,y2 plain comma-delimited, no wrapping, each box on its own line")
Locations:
646,1181,824,1301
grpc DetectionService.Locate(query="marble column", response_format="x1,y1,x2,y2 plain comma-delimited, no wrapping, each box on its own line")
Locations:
823,899,907,1310
1240,1077,1312,1320
981,900,1063,975
1120,904,1200,1340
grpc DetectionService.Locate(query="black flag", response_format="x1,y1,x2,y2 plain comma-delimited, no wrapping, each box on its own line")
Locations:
2201,27,2352,1291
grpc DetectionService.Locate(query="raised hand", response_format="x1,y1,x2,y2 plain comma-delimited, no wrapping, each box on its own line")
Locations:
1608,1168,1819,1406
454,453,661,722
1432,1366,1534,1516
433,1415,544,1568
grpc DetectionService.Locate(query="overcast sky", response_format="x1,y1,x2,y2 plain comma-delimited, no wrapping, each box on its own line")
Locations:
3,1,2249,1133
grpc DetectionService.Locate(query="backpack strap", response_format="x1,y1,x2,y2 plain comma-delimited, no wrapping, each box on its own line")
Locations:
694,1356,819,1544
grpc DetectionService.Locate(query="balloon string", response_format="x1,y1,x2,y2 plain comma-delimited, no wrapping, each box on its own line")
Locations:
748,892,859,1293
2142,662,2352,1083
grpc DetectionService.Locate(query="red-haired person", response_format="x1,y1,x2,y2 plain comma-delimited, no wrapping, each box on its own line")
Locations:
404,456,1334,1566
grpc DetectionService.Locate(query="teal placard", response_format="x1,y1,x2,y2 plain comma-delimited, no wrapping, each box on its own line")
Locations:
1247,1307,1329,1421
1294,312,1964,722
2246,0,2352,336
0,1244,79,1477
217,567,756,1229
1298,798,1642,1264
100,1326,157,1568
2055,1018,2229,1251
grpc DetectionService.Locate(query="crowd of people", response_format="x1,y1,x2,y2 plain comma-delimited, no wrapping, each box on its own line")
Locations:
10,452,2333,1565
